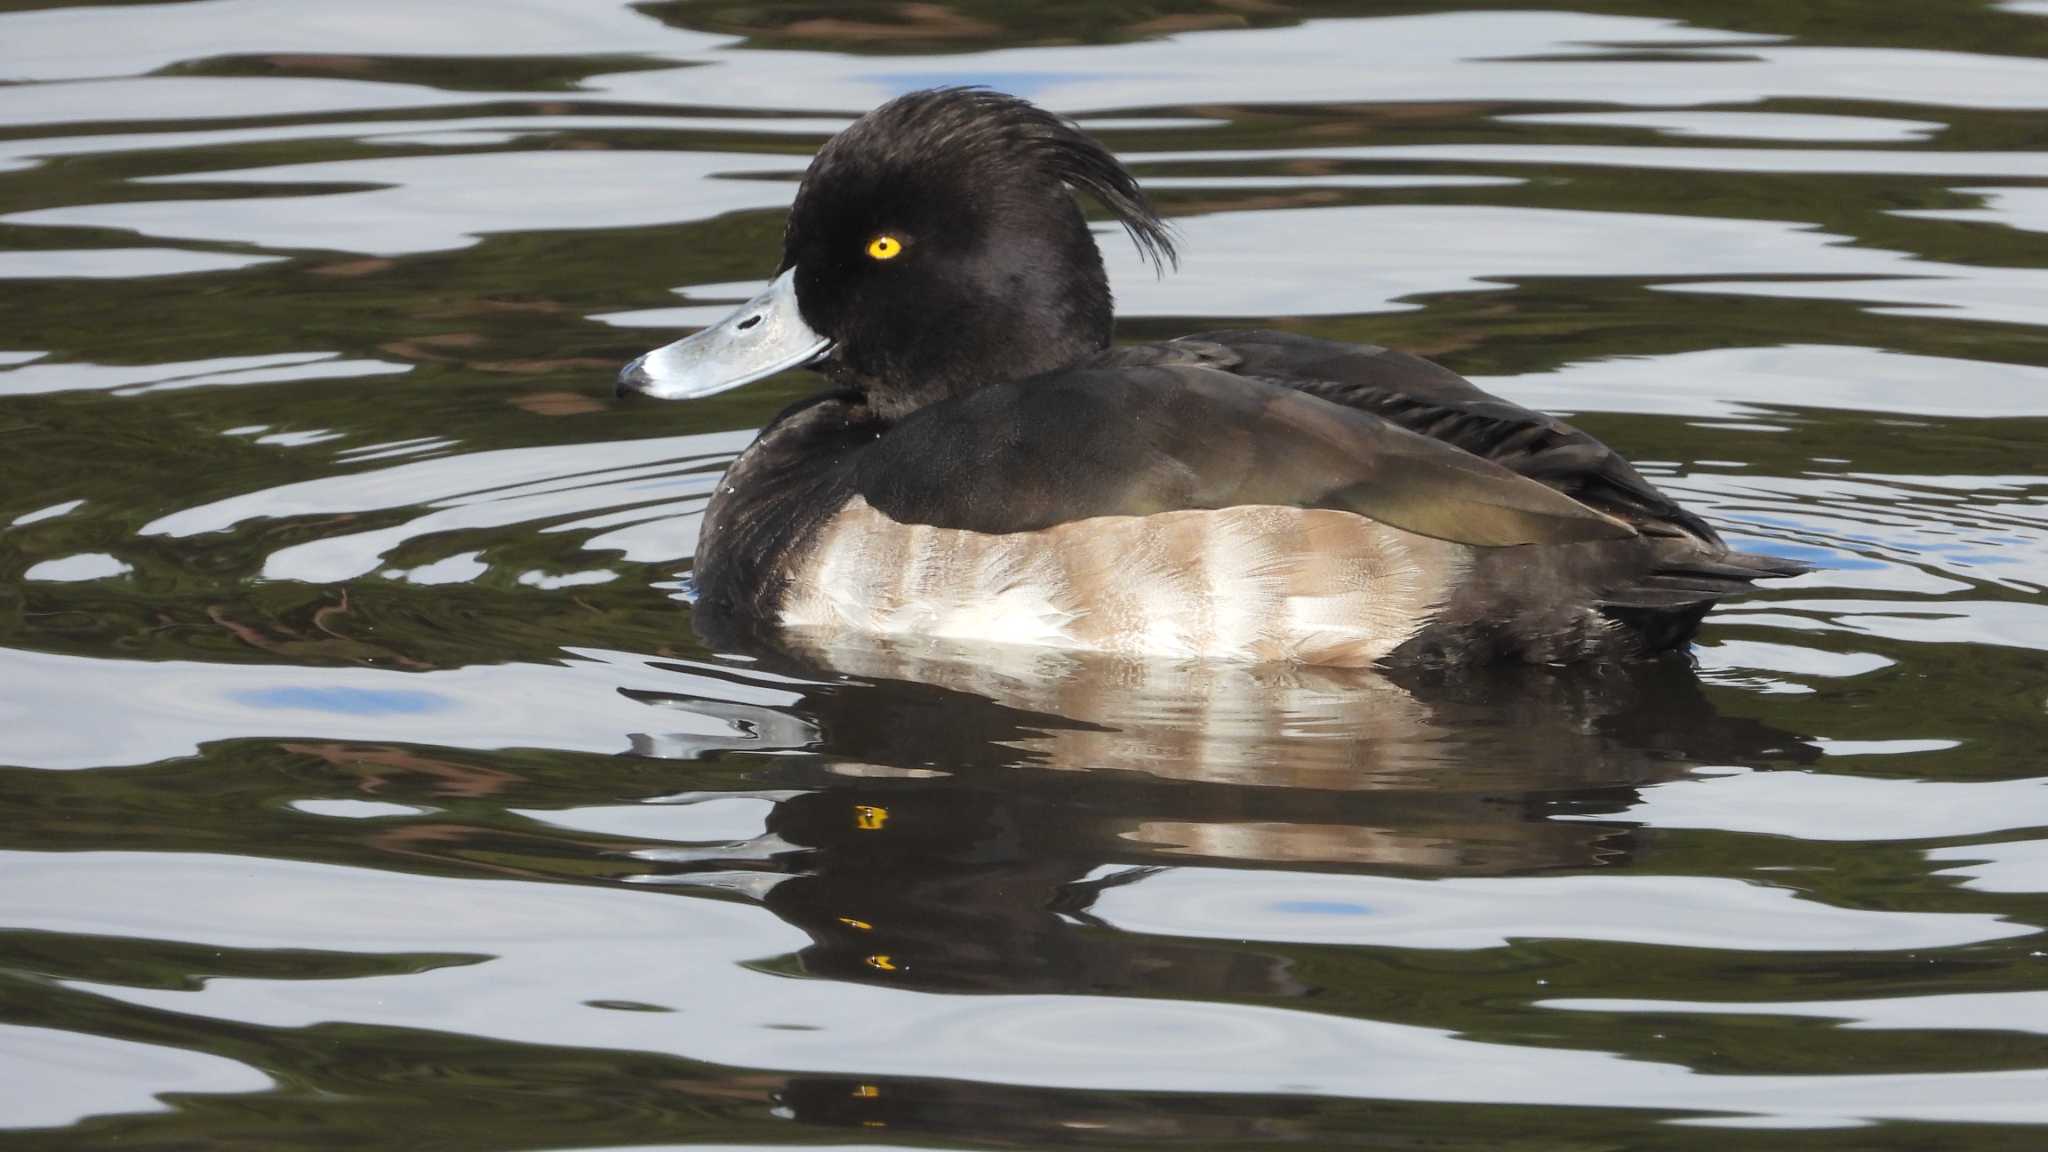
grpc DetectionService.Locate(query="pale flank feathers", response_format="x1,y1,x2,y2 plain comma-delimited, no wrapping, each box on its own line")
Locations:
780,498,1471,667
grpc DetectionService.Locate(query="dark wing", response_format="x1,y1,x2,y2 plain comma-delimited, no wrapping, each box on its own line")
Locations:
853,364,1635,547
1108,329,1721,544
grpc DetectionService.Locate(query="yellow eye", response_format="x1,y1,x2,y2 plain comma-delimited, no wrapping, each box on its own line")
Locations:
866,235,903,261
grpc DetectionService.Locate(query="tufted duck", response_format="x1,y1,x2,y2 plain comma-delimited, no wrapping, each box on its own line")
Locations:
618,88,1802,666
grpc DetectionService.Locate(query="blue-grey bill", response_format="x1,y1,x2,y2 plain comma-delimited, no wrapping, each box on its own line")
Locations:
617,269,832,400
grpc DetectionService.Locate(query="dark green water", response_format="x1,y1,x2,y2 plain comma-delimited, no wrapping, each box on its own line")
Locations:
5,1,2048,1148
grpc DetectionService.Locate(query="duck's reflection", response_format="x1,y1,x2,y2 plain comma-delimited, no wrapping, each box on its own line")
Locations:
622,625,1812,1002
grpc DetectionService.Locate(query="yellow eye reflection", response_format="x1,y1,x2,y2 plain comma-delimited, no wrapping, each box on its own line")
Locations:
866,235,904,261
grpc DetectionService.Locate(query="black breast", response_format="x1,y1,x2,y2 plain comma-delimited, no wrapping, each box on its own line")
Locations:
694,390,882,620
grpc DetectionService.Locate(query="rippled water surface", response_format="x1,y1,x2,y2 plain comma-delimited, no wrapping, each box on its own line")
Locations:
5,1,2048,1147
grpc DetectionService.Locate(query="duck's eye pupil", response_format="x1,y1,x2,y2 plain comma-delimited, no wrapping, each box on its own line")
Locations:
867,235,903,261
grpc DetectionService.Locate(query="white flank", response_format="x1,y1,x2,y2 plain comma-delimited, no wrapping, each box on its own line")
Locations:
780,499,1471,667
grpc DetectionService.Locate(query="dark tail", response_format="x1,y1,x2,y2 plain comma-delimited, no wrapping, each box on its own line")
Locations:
1598,546,1811,652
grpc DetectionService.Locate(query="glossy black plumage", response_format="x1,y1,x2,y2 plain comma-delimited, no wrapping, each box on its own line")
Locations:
778,88,1173,419
665,88,1803,665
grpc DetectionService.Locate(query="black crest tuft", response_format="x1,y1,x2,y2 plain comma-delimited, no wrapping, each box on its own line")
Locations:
853,87,1179,274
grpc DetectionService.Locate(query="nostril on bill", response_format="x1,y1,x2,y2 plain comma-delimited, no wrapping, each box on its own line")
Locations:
736,314,762,331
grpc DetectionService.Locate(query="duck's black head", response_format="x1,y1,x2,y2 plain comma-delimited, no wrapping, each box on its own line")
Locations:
784,89,1176,413
617,88,1175,420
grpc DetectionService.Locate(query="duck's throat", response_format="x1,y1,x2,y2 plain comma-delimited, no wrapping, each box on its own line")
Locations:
837,315,1112,420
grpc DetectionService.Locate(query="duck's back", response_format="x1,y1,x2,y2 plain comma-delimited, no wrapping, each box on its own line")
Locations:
1105,330,1717,543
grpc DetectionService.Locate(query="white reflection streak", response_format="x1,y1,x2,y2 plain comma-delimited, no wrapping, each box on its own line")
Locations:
139,429,749,582
0,248,280,280
1715,598,2048,651
1105,207,2048,326
0,0,723,83
0,352,388,397
5,152,806,257
511,796,777,843
1473,345,2048,420
0,645,803,770
1087,865,2032,952
1136,144,2048,177
8,498,83,526
1929,839,2048,893
0,1024,271,1130
1553,766,2048,842
122,360,409,397
0,116,854,172
1496,110,1945,142
8,850,2045,1129
1541,990,2048,1035
253,472,711,581
23,553,132,583
138,430,745,532
1894,186,2048,234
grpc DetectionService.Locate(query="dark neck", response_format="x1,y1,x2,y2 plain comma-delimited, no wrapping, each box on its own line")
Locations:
696,390,880,618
